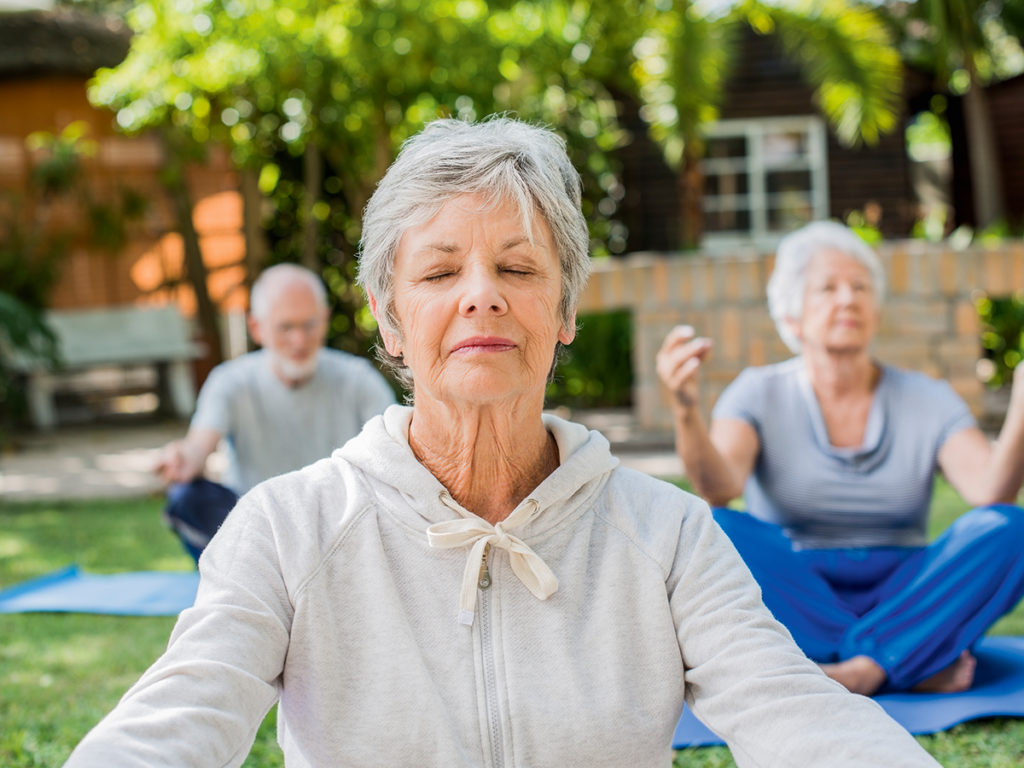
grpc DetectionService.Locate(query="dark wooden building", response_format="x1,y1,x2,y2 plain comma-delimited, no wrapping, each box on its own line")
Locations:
616,28,938,253
989,73,1024,228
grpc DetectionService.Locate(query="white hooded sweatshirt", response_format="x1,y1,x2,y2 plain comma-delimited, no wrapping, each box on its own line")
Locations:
66,406,938,767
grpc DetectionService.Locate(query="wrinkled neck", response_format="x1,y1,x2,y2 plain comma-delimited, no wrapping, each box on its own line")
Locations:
409,401,559,524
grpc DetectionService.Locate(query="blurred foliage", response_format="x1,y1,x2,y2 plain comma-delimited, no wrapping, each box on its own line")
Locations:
845,209,884,246
0,294,60,444
86,0,907,304
89,0,647,359
883,1,1024,229
547,310,633,408
976,292,1024,389
888,0,1024,89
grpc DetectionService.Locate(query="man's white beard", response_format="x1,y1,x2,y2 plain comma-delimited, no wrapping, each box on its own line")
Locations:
270,348,320,384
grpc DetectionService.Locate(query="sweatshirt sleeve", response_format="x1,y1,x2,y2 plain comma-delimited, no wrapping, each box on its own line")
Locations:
63,492,292,767
668,499,939,768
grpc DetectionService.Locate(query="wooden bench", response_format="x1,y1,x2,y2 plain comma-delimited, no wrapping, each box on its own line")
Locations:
15,305,203,429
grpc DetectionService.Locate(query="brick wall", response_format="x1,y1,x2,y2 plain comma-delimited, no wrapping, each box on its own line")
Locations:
578,241,1024,436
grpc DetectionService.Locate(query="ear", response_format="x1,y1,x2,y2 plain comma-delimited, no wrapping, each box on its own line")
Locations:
558,311,577,346
247,314,264,347
368,292,401,356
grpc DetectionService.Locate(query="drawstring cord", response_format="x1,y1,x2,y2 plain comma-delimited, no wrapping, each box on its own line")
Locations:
427,494,558,626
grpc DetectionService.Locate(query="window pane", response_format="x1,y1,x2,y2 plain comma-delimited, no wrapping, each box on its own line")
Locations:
762,130,809,166
766,170,811,195
704,208,751,233
768,196,814,231
706,171,749,197
705,136,747,159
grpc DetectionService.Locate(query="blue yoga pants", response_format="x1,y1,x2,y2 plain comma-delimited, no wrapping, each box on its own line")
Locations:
713,505,1024,690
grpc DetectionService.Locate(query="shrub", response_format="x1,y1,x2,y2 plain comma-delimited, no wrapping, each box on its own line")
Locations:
547,309,633,409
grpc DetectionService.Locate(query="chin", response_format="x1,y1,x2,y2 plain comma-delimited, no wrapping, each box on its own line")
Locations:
272,352,320,381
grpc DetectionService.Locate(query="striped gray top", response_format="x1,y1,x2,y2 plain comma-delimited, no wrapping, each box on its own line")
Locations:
712,358,976,549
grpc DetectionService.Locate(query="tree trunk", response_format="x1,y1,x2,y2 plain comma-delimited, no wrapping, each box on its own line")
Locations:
300,142,323,273
239,166,269,290
963,66,1006,229
160,139,224,365
678,138,705,250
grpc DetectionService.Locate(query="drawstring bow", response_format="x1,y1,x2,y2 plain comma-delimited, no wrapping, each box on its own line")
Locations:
427,495,558,626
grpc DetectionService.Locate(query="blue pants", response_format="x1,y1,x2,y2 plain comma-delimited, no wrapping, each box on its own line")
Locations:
714,505,1024,690
163,478,238,564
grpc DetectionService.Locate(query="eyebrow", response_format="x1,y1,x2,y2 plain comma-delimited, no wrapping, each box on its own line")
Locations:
500,236,531,250
422,242,460,254
421,236,534,253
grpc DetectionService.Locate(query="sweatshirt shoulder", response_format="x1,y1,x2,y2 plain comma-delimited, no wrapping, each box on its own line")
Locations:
223,454,381,584
595,467,714,568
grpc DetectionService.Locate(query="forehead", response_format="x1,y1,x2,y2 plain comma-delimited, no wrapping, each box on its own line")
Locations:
805,248,872,280
265,282,323,318
398,193,547,250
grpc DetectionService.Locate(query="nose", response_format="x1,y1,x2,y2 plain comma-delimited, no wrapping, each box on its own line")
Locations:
835,282,856,304
458,264,508,317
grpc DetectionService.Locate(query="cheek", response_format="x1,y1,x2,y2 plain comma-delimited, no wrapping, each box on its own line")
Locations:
393,295,445,359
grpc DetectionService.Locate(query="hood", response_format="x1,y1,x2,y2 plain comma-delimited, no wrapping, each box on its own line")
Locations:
336,405,620,535
336,404,621,625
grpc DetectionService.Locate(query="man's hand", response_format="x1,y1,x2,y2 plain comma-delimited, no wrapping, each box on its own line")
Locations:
154,441,196,486
153,429,222,486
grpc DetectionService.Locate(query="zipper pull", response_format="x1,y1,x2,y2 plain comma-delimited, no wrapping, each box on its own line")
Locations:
477,542,492,590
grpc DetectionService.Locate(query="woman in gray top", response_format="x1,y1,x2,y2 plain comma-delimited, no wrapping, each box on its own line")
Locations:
657,220,1024,695
64,122,940,767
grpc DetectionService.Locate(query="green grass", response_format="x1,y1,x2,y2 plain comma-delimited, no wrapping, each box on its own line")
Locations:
2,484,1023,767
0,497,281,767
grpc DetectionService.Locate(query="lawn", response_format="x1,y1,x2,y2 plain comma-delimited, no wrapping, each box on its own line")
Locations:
1,482,1022,767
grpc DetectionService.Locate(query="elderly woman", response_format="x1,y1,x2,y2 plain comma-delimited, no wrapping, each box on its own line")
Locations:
66,122,938,767
657,220,1024,697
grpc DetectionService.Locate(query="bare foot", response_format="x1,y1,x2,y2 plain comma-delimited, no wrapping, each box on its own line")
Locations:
912,650,977,694
819,655,887,696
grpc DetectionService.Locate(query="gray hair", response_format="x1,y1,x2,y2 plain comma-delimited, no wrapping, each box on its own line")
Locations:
767,221,886,353
250,263,327,319
357,116,592,386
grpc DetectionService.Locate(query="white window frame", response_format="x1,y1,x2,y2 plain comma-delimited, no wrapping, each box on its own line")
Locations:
700,115,830,250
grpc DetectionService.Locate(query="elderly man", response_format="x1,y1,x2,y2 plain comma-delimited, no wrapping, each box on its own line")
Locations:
155,263,395,561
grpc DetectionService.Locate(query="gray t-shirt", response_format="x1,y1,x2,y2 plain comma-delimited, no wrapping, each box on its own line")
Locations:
712,358,976,549
191,348,395,493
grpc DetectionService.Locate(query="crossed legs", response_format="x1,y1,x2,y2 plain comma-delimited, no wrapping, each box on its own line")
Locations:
714,505,1024,695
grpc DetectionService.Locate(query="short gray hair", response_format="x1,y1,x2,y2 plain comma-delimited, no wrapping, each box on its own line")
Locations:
250,263,327,319
767,221,886,353
357,116,592,385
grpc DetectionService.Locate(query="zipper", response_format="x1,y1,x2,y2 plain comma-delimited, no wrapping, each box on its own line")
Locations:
478,542,492,590
478,547,505,768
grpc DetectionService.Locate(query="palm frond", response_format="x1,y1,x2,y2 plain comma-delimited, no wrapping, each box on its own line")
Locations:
768,0,903,145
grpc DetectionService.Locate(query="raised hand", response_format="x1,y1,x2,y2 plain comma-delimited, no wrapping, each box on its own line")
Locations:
656,325,714,410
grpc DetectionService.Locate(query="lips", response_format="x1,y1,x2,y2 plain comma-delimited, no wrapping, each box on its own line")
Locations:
451,336,516,353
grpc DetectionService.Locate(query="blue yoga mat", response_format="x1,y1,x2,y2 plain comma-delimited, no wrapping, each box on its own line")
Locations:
673,635,1024,748
0,565,199,616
